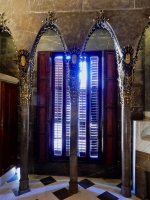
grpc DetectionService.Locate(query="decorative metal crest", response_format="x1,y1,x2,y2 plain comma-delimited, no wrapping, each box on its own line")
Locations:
18,49,31,107
69,47,80,104
44,11,58,25
94,10,105,22
121,45,135,105
0,13,10,33
122,45,134,77
18,49,29,76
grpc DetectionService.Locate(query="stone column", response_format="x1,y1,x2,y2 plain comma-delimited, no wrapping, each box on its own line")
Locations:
69,94,78,194
121,93,132,197
119,46,135,198
69,49,80,194
18,50,31,195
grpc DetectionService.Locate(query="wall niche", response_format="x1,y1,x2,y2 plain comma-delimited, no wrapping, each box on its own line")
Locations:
0,29,18,77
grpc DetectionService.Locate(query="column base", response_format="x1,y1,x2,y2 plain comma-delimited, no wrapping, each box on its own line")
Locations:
19,179,29,195
18,188,30,195
69,181,78,194
121,185,131,198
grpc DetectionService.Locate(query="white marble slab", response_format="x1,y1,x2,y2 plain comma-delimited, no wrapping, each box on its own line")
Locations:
133,120,150,154
0,167,16,187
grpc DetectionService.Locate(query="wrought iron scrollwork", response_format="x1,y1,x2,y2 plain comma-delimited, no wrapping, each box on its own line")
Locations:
120,45,136,106
69,47,80,105
18,49,31,107
30,11,67,89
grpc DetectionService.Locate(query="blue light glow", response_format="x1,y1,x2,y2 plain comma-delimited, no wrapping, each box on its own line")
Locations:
66,55,71,60
55,56,63,59
79,60,87,89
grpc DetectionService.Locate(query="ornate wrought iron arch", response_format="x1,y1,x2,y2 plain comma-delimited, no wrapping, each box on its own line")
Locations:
135,20,150,60
81,10,123,76
29,12,67,85
81,10,122,60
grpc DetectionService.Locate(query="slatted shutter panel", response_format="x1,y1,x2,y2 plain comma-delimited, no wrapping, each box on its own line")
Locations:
103,51,118,164
89,56,99,158
78,60,87,157
53,56,63,156
66,61,71,156
37,52,51,161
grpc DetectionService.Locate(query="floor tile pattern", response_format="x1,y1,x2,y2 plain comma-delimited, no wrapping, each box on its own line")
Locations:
40,176,56,186
0,174,140,200
78,178,95,189
53,187,71,199
97,191,119,200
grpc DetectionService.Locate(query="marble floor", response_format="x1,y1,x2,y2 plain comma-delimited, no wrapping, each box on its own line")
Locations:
0,174,140,200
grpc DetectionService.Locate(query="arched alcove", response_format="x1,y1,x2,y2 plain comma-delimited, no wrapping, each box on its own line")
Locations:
80,13,122,166
29,14,68,167
84,28,115,51
134,21,150,120
0,26,18,77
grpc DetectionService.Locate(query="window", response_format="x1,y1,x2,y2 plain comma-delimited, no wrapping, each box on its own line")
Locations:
52,55,71,157
78,55,100,159
37,51,118,164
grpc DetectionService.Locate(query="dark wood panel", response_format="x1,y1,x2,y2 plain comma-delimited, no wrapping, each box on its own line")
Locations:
106,80,116,105
103,51,118,165
37,52,51,161
0,81,18,176
106,109,113,134
39,107,46,133
105,52,116,78
39,134,48,161
39,79,47,105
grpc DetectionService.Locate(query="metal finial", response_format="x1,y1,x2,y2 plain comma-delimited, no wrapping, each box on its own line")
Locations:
44,11,58,25
94,10,105,22
0,13,8,30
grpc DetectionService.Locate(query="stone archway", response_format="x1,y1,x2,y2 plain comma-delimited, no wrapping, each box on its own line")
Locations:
81,10,134,198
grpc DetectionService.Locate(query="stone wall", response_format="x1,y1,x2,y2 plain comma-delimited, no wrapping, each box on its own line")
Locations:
0,0,149,51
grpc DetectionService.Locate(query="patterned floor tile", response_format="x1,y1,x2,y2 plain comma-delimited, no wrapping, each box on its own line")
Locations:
0,175,140,200
53,187,72,200
97,191,119,200
116,183,122,188
78,178,95,189
40,176,57,186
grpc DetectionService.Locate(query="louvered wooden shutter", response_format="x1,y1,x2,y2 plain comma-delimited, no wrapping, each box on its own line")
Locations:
78,60,87,157
103,51,118,164
37,51,51,161
66,61,71,156
89,56,99,158
53,56,63,156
